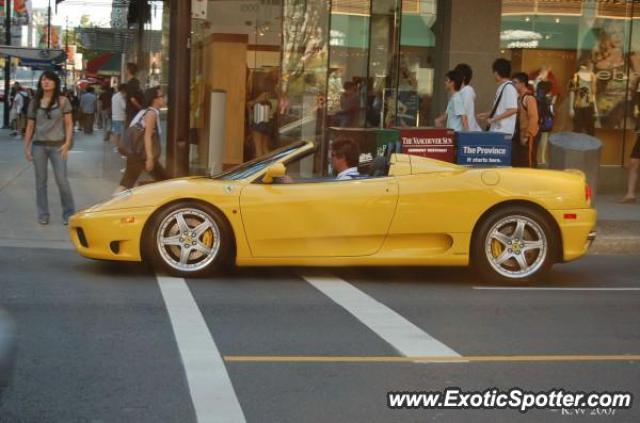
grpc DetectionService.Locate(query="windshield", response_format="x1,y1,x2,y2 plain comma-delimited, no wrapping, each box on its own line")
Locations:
213,141,306,181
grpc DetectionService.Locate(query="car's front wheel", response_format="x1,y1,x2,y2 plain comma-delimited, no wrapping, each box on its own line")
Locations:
473,206,557,283
144,202,232,277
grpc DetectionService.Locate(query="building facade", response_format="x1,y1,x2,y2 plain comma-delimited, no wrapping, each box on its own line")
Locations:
146,0,639,182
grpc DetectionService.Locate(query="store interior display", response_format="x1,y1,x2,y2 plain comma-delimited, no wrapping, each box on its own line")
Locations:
569,64,598,136
504,4,640,166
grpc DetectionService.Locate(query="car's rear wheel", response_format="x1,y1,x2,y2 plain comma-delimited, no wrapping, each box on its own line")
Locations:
145,202,232,277
473,206,556,283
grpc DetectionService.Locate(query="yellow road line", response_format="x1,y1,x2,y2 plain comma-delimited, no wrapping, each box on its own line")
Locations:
224,355,640,364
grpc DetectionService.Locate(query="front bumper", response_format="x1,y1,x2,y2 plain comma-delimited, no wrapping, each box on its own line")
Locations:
550,208,597,262
68,207,154,262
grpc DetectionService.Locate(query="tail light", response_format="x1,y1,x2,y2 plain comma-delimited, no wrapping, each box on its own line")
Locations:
585,183,592,203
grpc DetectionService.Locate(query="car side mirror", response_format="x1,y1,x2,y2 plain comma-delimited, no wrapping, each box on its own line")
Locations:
262,163,286,184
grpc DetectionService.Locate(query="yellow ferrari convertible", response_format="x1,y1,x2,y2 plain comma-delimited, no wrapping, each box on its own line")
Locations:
69,141,596,282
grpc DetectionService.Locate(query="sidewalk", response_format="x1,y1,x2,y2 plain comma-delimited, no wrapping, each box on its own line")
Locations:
0,128,123,250
0,128,638,253
590,194,640,255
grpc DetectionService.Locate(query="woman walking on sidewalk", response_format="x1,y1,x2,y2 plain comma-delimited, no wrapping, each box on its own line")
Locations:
114,86,168,194
22,71,75,225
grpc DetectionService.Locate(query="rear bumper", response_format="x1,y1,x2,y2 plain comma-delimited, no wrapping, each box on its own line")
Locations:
550,208,597,262
68,207,153,262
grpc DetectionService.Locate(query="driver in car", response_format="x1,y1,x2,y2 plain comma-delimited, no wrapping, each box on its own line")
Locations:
330,138,360,180
275,137,360,183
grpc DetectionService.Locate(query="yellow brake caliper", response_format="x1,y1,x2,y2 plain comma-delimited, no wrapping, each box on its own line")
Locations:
202,228,214,249
491,237,504,259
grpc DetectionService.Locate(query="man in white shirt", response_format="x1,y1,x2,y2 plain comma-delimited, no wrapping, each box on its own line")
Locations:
10,89,25,137
478,58,518,136
454,63,482,132
331,138,360,180
110,84,127,144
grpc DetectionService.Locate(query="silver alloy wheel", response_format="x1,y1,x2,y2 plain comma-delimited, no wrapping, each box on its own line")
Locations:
156,208,221,273
484,215,548,279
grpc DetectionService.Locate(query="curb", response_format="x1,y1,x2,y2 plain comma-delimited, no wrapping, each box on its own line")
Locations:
589,220,640,255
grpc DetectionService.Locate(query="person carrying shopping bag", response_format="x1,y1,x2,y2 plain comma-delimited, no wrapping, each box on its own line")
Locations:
23,71,76,225
114,86,168,194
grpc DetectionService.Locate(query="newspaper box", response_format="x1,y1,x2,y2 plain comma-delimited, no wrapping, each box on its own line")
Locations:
456,132,512,167
398,128,455,163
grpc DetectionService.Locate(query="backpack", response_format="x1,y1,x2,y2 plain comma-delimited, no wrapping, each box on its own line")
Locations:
536,81,555,132
522,90,555,133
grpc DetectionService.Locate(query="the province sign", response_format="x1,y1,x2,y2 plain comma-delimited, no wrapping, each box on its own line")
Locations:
456,132,512,167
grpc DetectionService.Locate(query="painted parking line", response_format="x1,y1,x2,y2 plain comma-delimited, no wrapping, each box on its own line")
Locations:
474,287,640,291
157,276,246,423
302,274,460,358
224,354,640,364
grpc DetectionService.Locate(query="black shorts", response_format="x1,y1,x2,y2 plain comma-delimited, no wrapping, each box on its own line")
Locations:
632,135,640,159
119,154,168,189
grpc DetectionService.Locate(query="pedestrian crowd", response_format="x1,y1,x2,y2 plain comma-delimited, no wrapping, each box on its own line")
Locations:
438,58,638,202
437,59,549,168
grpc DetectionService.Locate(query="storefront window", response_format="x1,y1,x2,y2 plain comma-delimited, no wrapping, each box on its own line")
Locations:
190,1,284,174
188,0,439,174
501,0,637,166
399,0,437,127
279,0,330,150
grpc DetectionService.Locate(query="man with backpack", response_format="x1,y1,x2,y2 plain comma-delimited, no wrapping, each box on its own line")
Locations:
512,72,540,168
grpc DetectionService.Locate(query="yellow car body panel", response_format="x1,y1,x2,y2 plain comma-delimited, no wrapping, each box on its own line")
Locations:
240,177,398,257
69,142,596,268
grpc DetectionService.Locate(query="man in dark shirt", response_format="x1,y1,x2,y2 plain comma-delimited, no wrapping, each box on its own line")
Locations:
99,86,114,141
125,62,144,126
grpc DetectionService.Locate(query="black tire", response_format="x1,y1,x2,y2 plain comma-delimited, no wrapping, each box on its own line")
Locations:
472,205,557,284
143,201,234,277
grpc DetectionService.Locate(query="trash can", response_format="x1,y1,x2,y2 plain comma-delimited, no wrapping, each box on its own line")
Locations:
548,132,602,199
456,132,512,167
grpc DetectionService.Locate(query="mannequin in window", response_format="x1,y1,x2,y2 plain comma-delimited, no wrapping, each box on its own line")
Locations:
569,64,598,135
248,72,279,158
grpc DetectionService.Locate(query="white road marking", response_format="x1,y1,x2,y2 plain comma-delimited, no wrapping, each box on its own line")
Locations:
302,274,460,358
474,287,640,291
157,276,246,423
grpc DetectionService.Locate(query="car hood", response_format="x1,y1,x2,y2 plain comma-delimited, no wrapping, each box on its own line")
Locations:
84,177,243,212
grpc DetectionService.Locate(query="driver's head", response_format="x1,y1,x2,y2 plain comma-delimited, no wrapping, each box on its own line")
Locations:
331,138,360,173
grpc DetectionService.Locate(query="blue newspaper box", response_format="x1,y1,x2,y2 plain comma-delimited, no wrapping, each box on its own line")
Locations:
456,132,512,167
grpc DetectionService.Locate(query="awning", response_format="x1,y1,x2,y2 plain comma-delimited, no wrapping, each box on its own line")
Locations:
86,52,122,76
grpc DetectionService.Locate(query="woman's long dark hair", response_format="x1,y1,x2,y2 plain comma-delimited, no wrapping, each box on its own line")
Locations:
35,71,61,115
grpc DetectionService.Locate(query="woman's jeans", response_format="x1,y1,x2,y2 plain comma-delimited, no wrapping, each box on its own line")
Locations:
32,143,75,221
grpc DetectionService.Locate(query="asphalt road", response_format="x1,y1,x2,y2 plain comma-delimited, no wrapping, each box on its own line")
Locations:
0,249,638,422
